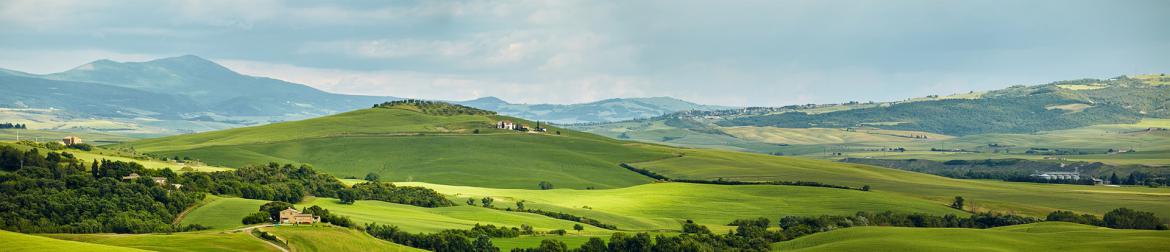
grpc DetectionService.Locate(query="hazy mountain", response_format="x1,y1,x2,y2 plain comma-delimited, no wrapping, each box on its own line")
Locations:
44,55,397,117
456,96,734,124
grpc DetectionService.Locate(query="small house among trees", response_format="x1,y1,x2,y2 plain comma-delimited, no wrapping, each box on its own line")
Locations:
279,207,320,224
63,136,82,145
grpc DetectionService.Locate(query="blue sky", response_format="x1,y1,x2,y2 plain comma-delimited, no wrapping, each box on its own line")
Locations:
1,0,1168,106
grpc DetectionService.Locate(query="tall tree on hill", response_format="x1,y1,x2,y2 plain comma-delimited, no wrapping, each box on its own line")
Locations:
1110,172,1120,185
951,196,965,210
1125,173,1138,185
365,172,380,182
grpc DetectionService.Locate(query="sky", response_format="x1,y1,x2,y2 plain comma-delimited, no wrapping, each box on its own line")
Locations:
1,0,1168,106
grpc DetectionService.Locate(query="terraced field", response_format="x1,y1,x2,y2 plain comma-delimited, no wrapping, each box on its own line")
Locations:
775,222,1170,251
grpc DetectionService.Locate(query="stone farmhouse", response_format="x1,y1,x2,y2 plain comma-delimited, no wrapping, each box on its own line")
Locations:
62,136,82,145
279,207,320,224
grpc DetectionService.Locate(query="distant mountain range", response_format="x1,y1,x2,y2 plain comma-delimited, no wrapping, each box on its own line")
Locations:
0,55,729,135
455,96,733,124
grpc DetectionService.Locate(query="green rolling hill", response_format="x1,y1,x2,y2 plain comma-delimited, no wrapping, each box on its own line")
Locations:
124,101,678,189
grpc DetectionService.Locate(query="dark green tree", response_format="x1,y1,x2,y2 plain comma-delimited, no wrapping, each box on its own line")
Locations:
573,223,584,233
481,197,494,208
951,196,965,210
364,172,380,182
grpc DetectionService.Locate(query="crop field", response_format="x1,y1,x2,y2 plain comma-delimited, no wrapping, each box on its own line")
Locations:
261,226,422,252
2,229,146,252
632,149,1170,223
722,126,952,145
179,195,270,230
44,231,279,252
399,182,965,231
776,118,1170,165
774,222,1170,251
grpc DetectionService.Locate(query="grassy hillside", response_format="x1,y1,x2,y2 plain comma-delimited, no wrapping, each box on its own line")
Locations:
632,149,1170,223
179,195,270,230
1,230,146,252
400,182,964,231
124,105,677,189
45,231,280,252
261,226,422,252
775,222,1170,251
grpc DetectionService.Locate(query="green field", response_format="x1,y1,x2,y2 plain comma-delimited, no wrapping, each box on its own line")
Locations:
261,226,422,252
45,231,280,252
293,197,609,234
775,222,1170,251
632,149,1170,223
1,229,146,252
123,107,677,189
179,195,270,230
400,182,964,231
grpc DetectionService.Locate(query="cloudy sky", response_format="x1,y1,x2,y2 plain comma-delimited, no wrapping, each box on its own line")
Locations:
2,0,1168,106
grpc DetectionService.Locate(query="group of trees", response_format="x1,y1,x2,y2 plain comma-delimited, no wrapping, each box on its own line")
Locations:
1047,208,1167,230
374,100,496,116
366,223,502,252
0,123,27,129
1,146,456,233
340,181,454,207
242,203,356,228
0,146,206,233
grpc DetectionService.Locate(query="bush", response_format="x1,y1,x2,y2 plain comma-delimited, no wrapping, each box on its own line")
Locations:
242,212,270,225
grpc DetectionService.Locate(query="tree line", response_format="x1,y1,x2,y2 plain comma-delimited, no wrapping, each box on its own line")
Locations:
0,146,453,233
0,123,27,129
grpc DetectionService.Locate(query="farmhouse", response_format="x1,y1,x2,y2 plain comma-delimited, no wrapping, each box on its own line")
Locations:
120,173,169,185
62,136,82,145
279,207,320,224
1033,171,1080,180
497,120,516,130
